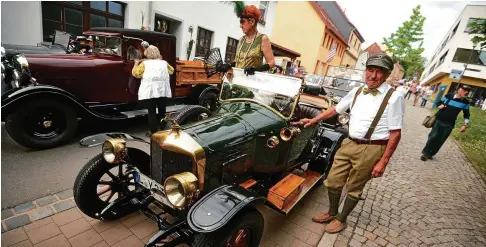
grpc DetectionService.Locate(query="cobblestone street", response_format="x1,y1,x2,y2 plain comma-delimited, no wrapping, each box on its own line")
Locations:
2,100,486,247
327,100,486,247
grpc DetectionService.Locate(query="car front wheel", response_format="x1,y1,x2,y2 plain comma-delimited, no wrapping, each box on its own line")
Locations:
192,209,264,247
5,99,78,149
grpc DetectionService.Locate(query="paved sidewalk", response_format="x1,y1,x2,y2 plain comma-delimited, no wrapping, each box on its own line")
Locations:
324,100,486,247
2,100,486,247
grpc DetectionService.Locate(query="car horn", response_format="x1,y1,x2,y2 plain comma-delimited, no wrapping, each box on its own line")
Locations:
280,127,301,142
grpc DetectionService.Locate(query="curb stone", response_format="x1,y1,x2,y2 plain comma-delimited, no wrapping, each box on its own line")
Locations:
1,189,75,231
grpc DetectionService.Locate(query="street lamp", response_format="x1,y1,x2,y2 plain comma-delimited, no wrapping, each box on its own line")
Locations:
458,44,476,84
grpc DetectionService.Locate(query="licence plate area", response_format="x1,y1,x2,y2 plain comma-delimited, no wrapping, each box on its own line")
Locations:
137,173,173,208
138,173,164,192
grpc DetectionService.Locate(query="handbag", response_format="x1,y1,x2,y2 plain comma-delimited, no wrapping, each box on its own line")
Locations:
128,76,141,95
422,114,436,128
422,98,451,128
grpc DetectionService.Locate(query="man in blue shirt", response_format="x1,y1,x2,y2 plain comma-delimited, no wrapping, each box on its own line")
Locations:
421,85,471,161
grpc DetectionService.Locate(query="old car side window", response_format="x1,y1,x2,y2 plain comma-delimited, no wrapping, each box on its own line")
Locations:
126,39,142,61
93,36,122,56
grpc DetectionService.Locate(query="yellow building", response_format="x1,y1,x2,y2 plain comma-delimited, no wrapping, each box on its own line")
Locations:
341,30,362,68
270,1,348,75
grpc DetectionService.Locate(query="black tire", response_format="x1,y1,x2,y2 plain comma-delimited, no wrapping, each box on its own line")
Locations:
5,99,78,149
192,209,264,247
73,148,150,220
199,91,218,112
162,105,211,130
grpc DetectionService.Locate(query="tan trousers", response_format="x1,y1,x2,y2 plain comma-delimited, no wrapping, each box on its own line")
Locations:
324,138,387,198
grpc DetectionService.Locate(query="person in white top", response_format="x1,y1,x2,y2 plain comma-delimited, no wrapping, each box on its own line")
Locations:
294,54,404,234
132,45,174,135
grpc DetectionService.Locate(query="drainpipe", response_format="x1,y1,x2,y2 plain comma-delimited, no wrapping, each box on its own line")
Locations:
147,1,153,31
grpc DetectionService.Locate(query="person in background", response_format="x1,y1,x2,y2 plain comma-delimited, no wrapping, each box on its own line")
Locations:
413,84,422,106
396,80,408,96
132,45,174,136
420,86,433,108
290,64,295,76
421,85,471,161
274,65,283,74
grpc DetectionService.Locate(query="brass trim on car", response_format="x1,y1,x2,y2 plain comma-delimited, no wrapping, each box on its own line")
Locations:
151,129,206,190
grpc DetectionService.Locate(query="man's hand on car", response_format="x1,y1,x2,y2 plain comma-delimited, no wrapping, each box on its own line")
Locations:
292,118,315,128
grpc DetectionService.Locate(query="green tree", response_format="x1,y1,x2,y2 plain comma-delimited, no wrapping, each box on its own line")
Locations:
383,5,426,78
467,18,486,49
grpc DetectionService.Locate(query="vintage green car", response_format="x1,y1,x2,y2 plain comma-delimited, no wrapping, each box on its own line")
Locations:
73,66,349,246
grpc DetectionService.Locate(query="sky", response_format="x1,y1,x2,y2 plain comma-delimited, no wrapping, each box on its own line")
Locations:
337,0,486,61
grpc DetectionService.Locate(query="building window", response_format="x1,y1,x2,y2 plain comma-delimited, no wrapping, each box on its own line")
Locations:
451,22,459,37
225,37,238,62
464,18,485,33
259,1,268,24
438,50,448,66
322,33,327,46
41,1,125,42
452,48,486,66
353,38,358,49
195,27,213,57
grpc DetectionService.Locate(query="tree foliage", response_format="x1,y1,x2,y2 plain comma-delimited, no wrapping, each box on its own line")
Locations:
383,5,427,78
467,18,486,49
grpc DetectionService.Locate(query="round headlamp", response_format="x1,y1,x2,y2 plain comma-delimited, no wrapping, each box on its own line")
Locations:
102,139,127,163
164,172,198,208
338,113,350,125
15,55,28,68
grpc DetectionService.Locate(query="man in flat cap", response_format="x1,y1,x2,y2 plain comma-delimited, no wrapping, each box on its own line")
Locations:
421,84,471,161
296,54,405,233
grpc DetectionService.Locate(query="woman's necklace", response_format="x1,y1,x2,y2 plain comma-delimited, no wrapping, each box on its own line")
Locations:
237,32,258,63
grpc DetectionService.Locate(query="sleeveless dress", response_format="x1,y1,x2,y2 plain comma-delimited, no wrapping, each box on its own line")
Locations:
138,59,172,100
235,33,265,69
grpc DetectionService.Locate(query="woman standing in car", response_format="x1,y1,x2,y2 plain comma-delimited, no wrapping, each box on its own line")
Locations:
217,3,275,74
132,45,174,136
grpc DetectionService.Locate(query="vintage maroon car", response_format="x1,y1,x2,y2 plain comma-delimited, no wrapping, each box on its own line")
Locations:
1,28,222,149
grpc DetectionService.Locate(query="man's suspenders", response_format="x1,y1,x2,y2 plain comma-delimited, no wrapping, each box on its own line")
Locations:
350,86,396,140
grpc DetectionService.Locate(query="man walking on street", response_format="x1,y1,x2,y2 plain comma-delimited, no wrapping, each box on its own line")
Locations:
295,54,404,233
421,85,471,161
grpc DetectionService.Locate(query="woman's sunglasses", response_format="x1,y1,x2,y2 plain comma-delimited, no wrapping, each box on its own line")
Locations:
239,18,253,24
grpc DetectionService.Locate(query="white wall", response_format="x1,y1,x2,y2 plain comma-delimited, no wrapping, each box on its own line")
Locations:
1,1,43,45
421,5,486,83
1,1,277,62
125,1,277,60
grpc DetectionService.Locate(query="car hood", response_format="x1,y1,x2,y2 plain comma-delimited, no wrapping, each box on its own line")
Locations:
183,101,286,153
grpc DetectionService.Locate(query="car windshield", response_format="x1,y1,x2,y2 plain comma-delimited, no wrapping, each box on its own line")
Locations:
89,35,122,56
321,66,366,97
220,68,302,119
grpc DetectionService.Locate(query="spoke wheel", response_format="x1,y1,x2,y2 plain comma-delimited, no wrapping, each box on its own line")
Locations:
74,148,150,219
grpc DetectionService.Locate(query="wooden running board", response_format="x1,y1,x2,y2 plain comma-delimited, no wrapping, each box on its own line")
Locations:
270,170,323,215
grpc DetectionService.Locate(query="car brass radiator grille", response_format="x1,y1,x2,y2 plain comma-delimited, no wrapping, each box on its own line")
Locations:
151,142,193,183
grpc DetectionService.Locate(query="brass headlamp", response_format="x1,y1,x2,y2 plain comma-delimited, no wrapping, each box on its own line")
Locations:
164,172,199,208
102,138,127,163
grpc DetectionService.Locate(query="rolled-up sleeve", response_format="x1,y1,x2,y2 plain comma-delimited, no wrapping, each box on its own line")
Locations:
387,92,405,130
335,87,359,114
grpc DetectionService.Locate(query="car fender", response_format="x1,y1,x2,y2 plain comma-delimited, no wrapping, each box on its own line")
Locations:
187,184,264,233
78,132,149,148
1,84,126,120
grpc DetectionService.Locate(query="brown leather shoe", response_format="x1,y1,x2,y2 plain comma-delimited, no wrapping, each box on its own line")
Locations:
324,219,347,233
312,213,336,223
